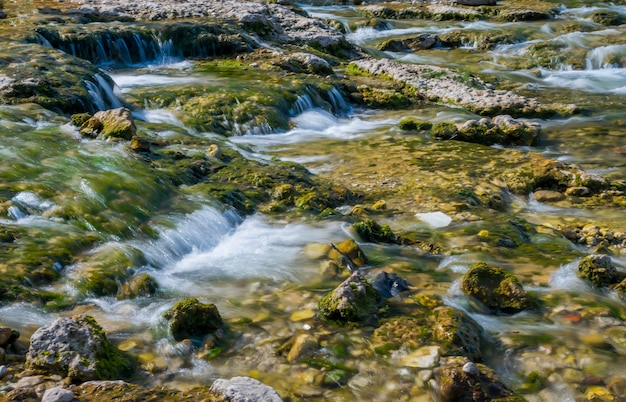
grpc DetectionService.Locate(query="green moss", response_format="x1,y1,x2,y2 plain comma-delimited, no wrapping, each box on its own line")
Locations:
352,218,397,244
318,273,383,325
461,262,538,313
79,316,135,380
163,298,224,341
577,255,620,288
431,122,459,140
398,117,432,131
358,86,411,109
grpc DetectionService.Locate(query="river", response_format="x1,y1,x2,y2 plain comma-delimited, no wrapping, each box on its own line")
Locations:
1,1,626,401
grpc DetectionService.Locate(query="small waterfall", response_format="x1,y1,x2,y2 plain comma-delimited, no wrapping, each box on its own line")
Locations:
35,33,53,48
585,44,626,70
140,206,242,268
85,73,123,111
95,40,108,65
133,33,148,62
157,38,177,64
289,94,315,116
326,87,350,115
115,38,133,65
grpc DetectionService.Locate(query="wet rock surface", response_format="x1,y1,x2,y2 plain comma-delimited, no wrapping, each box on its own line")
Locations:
350,57,574,117
163,298,224,341
461,262,537,313
318,272,383,325
25,315,133,381
210,376,283,402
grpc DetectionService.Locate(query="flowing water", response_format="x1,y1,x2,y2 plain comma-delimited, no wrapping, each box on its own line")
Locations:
2,2,626,401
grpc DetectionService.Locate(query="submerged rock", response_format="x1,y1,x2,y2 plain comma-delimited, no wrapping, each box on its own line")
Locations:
117,273,159,300
26,315,133,381
461,262,537,314
210,376,283,402
372,271,410,298
428,306,484,361
318,272,383,325
433,115,541,146
435,361,526,402
163,298,224,341
372,305,484,360
328,239,368,270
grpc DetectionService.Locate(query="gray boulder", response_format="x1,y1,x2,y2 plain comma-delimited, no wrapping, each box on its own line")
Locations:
26,315,133,381
42,387,74,402
210,376,283,402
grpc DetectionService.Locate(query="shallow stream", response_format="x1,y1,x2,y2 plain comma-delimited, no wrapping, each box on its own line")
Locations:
1,1,626,401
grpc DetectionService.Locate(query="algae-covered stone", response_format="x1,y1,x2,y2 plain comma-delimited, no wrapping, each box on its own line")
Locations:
399,117,432,131
435,361,527,402
163,298,224,341
318,272,382,325
352,218,396,244
328,238,368,269
117,273,159,300
26,315,134,381
0,43,107,114
577,254,622,288
591,11,625,26
428,306,484,361
80,108,136,140
0,327,19,348
461,262,537,313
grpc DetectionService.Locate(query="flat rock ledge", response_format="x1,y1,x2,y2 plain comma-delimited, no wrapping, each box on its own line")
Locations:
74,0,348,50
351,57,576,117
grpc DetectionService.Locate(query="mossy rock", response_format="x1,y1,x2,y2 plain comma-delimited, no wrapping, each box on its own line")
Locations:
0,43,106,114
577,254,623,288
73,245,146,297
428,306,484,361
372,305,484,360
328,238,368,268
431,122,459,140
26,315,134,381
461,262,537,314
80,108,136,140
435,361,527,402
352,218,396,244
358,86,412,109
399,117,432,131
591,11,625,26
117,273,159,300
318,272,383,325
163,298,224,341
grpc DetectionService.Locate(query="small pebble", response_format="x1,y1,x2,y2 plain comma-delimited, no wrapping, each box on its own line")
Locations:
0,365,7,379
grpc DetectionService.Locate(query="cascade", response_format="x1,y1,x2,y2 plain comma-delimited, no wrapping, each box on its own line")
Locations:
289,94,315,116
585,44,626,70
85,73,123,111
326,87,350,114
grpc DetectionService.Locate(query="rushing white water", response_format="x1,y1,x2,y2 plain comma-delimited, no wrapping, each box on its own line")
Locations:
230,109,394,149
154,215,343,293
132,108,186,128
110,73,206,92
535,67,626,93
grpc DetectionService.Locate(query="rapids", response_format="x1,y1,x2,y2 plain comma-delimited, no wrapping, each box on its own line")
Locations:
1,1,626,401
